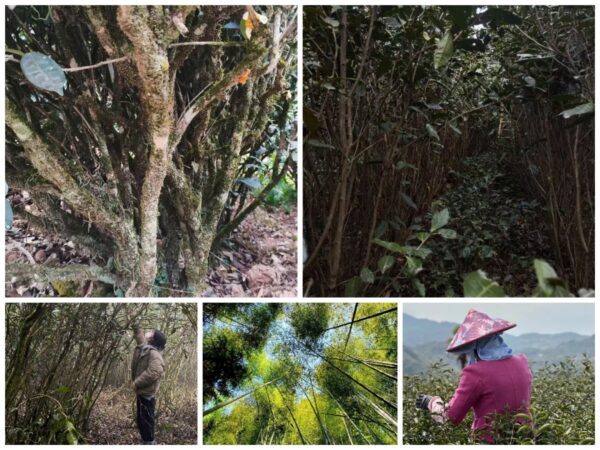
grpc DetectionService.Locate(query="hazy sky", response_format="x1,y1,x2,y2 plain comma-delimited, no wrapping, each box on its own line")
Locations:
404,303,594,336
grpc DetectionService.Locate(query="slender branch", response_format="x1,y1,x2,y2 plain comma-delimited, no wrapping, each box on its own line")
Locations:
343,303,359,352
213,154,291,245
202,378,280,416
324,306,398,331
349,7,376,96
341,351,397,381
62,56,129,72
5,48,25,56
173,46,268,146
168,41,243,48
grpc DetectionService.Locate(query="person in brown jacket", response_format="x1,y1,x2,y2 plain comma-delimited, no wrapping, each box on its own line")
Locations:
132,325,166,445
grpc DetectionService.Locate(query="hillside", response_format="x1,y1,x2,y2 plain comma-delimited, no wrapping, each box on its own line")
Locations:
404,314,594,375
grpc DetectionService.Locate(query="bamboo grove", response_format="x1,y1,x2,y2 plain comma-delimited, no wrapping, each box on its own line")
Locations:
303,6,594,297
203,303,398,444
5,303,197,444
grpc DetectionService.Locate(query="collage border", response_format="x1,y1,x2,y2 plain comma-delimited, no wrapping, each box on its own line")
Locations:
1,0,599,447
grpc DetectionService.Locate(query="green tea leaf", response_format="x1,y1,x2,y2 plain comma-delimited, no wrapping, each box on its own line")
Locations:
430,208,450,232
236,177,261,190
437,228,457,239
433,30,454,70
372,238,404,253
323,17,339,28
412,278,426,297
360,267,375,284
448,123,462,135
533,259,572,297
400,192,417,209
463,270,506,297
396,161,417,171
405,256,423,276
559,102,594,119
377,255,395,273
425,123,440,141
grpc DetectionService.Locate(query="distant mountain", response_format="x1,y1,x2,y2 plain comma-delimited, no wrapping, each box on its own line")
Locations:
403,314,594,376
403,313,457,346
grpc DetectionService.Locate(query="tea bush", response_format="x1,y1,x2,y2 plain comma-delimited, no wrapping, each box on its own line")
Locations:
403,357,595,445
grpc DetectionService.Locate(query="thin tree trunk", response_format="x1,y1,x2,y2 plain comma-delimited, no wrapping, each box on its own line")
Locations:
202,378,280,416
6,304,49,407
312,350,397,410
300,385,330,444
274,386,309,444
324,306,398,331
341,351,397,381
358,391,398,429
343,303,359,352
329,6,350,290
321,386,371,444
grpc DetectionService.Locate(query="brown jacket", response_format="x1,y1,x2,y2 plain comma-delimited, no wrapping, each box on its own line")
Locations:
132,328,165,398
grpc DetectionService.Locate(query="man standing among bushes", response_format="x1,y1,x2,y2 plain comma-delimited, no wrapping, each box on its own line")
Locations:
132,324,167,445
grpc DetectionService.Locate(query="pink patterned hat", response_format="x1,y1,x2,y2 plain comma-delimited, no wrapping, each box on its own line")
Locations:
447,309,516,352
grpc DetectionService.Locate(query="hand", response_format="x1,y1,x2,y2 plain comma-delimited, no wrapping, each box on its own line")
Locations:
416,394,433,410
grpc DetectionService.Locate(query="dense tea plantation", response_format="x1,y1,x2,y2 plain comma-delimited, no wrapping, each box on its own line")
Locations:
403,358,595,445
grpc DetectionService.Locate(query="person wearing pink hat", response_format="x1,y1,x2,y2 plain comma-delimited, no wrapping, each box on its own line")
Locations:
415,309,533,442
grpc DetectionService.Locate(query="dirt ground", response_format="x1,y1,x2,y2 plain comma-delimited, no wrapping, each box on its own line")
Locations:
86,388,197,445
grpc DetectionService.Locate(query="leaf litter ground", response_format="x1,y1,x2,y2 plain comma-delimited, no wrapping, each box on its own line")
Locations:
85,388,197,445
205,206,297,297
5,190,297,297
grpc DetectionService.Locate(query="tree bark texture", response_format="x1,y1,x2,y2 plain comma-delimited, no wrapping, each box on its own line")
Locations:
6,6,296,296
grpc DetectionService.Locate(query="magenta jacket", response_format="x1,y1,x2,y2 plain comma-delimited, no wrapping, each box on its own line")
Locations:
447,354,533,430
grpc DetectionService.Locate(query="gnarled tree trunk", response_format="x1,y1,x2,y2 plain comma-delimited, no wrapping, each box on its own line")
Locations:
6,5,296,296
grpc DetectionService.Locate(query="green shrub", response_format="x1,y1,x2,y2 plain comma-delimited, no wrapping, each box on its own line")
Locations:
403,357,595,445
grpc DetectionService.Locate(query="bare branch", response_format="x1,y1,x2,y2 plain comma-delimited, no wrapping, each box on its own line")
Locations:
63,56,129,72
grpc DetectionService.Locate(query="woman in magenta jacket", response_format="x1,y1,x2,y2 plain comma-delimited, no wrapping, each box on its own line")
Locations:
416,309,533,441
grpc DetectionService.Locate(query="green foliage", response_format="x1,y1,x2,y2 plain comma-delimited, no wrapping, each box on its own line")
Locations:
404,357,595,444
423,152,557,296
559,102,594,119
203,303,281,403
289,303,330,348
463,259,573,297
433,30,454,70
202,327,248,403
7,398,82,445
532,259,573,297
355,208,457,296
463,270,506,297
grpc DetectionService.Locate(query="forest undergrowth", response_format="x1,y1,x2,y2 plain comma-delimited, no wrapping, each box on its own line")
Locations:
303,5,594,297
423,151,555,297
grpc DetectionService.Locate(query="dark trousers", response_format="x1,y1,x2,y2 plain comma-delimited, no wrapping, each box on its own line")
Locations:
136,395,156,443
